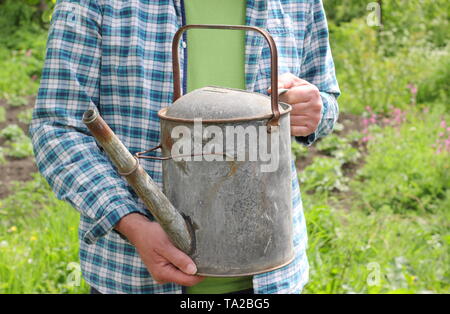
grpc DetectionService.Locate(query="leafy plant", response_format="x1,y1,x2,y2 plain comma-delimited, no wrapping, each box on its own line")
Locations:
5,137,34,158
304,194,450,294
5,94,29,107
379,0,450,50
0,124,25,141
299,157,349,194
0,106,5,123
291,140,308,160
0,0,56,41
323,0,368,25
0,124,33,158
0,50,42,100
0,174,89,294
0,147,6,164
0,1,48,101
17,108,33,124
316,134,361,164
346,130,364,143
416,49,450,106
352,107,449,213
330,19,448,114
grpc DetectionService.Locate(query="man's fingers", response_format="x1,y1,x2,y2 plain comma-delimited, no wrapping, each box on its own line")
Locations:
279,85,318,104
151,243,204,286
290,114,310,126
291,125,312,137
265,72,321,138
159,243,198,275
291,113,320,134
289,102,310,115
155,263,204,287
267,73,309,94
268,83,292,94
277,73,309,87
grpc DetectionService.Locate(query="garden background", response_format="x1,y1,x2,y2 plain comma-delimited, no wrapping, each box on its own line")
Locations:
0,0,448,293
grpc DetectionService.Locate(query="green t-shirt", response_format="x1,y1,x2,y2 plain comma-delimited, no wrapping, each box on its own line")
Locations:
184,0,252,294
185,0,247,92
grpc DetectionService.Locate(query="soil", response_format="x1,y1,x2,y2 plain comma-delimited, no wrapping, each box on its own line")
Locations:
295,112,366,173
0,97,38,198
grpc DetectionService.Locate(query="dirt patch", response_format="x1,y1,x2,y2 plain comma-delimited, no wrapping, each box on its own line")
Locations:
296,112,366,172
0,97,38,198
339,112,363,136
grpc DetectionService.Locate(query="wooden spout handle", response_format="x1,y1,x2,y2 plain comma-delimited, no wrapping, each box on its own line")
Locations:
82,109,193,254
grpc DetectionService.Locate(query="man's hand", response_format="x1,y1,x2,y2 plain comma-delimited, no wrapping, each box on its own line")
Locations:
269,73,323,137
115,213,204,286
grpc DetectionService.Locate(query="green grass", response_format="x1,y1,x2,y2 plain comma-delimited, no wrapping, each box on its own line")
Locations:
299,106,449,294
0,147,6,164
0,106,6,123
0,46,43,100
0,175,89,294
353,106,449,213
17,108,33,124
0,124,34,158
303,194,449,294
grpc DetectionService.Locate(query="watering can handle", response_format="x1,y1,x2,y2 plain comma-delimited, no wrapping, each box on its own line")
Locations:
172,24,281,130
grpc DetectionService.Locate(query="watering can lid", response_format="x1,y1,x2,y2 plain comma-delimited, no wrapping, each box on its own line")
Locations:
162,86,289,122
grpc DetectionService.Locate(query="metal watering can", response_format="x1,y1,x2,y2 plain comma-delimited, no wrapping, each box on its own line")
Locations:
83,25,294,276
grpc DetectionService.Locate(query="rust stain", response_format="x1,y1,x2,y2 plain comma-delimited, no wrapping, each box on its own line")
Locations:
86,115,113,144
202,176,226,210
161,127,174,151
175,159,189,175
226,160,240,177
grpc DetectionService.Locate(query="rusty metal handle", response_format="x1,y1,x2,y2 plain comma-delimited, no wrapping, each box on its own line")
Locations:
172,24,281,129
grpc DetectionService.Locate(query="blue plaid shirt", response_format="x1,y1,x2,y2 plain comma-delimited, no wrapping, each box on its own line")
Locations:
30,0,339,294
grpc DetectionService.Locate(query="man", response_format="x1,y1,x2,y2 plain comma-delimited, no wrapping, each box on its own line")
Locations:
30,0,339,294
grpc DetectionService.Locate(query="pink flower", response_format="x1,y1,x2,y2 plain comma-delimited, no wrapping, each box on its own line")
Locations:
440,120,447,128
407,83,418,95
362,136,373,143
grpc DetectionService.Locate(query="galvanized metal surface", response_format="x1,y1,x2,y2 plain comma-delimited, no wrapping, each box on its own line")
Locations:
159,103,294,276
159,86,291,123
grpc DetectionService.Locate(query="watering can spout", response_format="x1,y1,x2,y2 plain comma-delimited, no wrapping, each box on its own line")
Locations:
82,109,194,255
